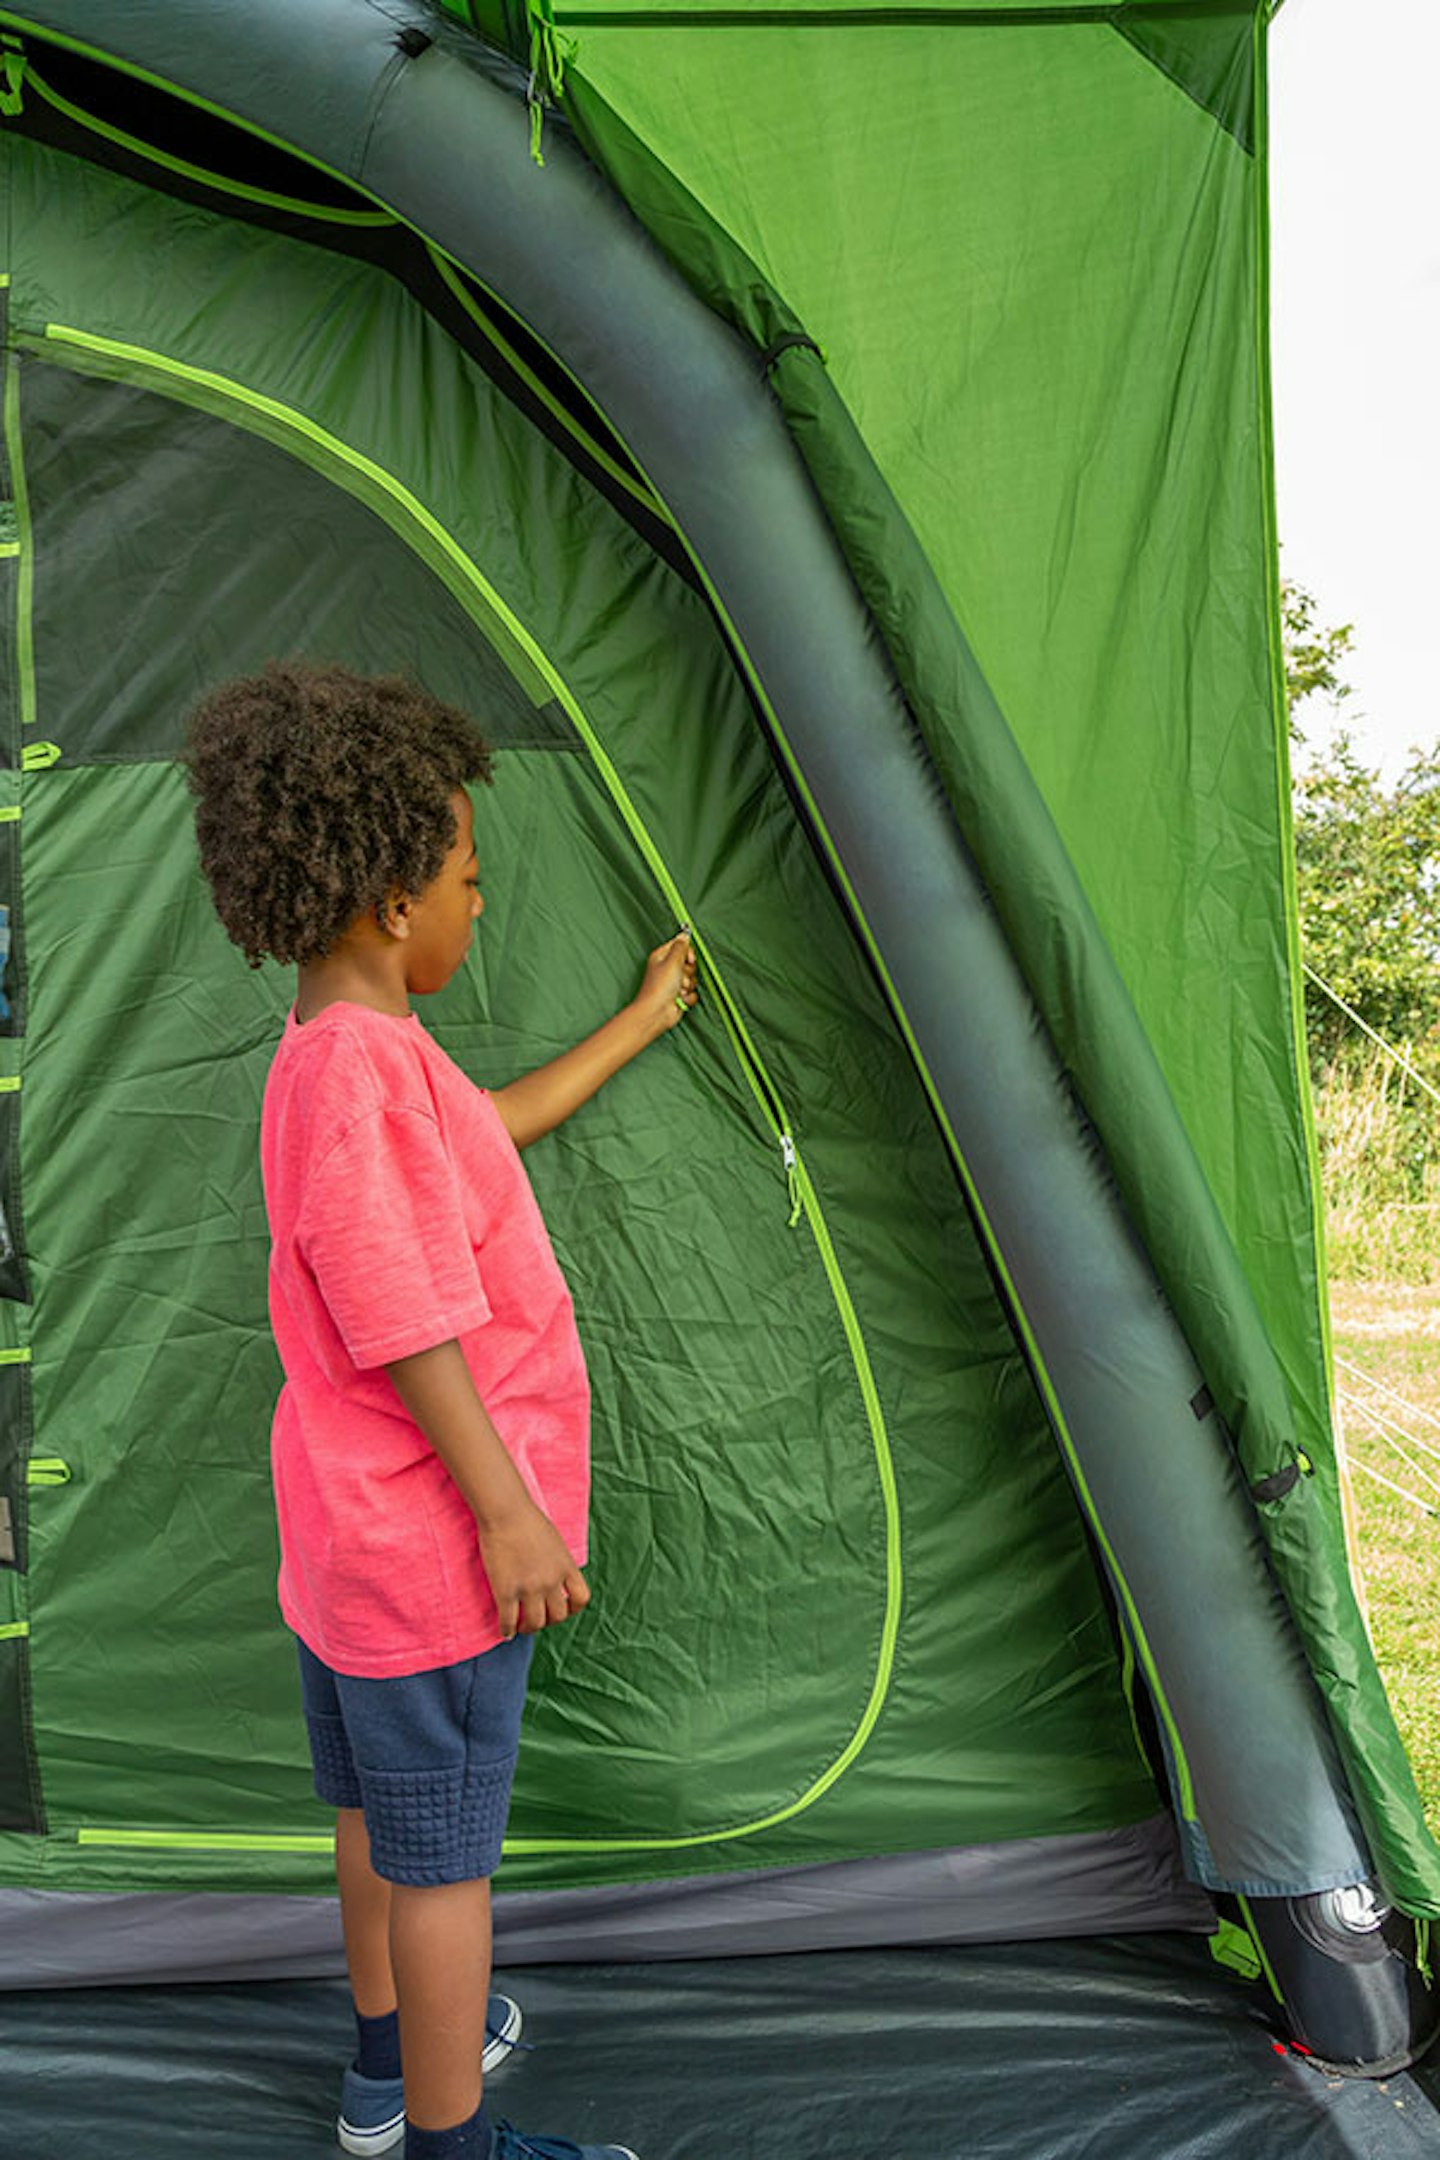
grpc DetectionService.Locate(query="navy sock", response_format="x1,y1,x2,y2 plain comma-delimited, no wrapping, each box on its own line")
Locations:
354,2005,403,2082
404,2102,490,2160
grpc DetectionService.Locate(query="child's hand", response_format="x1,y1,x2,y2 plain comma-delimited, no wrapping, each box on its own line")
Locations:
478,1499,591,1638
634,930,697,1038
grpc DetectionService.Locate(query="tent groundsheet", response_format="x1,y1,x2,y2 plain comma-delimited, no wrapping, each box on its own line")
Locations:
3,1941,1439,2160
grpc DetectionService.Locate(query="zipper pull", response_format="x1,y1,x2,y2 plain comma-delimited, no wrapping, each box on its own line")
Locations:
526,0,574,167
780,1132,802,1229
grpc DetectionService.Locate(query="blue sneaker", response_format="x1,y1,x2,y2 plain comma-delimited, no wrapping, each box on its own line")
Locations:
492,2128,639,2160
336,1994,525,2156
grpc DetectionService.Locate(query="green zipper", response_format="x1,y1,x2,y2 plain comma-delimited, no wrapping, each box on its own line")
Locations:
76,1827,334,1855
33,319,905,1859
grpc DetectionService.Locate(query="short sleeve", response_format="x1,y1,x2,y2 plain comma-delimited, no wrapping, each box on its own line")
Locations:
298,1105,492,1369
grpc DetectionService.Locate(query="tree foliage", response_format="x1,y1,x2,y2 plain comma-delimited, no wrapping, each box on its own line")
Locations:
1293,736,1440,1068
1281,576,1354,730
1284,578,1440,1088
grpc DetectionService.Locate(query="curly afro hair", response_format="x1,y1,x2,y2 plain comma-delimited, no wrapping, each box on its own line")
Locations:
186,661,493,968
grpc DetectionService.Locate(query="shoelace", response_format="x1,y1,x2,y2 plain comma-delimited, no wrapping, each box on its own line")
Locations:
493,2124,600,2160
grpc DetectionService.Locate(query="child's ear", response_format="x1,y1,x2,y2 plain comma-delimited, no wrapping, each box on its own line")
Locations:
376,893,413,940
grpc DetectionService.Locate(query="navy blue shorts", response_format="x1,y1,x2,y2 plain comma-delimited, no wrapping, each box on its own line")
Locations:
296,1634,535,1886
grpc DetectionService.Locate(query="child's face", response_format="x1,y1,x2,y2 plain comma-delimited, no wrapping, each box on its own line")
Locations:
401,789,485,994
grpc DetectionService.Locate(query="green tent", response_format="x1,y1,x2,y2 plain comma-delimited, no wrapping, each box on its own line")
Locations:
0,0,1434,2098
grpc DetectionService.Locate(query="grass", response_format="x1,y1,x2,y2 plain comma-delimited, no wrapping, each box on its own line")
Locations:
1328,1285,1440,1841
1311,1049,1440,1840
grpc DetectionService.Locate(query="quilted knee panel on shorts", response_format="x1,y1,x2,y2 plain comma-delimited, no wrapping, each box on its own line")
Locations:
364,1755,517,1884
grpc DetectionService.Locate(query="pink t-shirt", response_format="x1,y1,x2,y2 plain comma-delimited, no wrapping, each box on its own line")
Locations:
260,1002,590,1677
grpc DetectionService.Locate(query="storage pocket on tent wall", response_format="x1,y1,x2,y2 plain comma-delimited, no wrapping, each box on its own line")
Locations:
0,340,27,1045
0,1622,42,1831
0,787,23,1300
0,1061,25,1306
0,1351,42,1834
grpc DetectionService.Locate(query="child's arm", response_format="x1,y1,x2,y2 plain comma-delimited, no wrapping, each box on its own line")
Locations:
387,1339,590,1637
490,932,696,1149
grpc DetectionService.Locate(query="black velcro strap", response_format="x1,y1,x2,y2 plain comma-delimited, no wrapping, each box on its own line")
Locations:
760,333,824,378
1250,1460,1301,1505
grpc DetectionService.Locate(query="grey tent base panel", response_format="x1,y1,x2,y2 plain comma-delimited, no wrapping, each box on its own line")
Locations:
0,1815,1210,1987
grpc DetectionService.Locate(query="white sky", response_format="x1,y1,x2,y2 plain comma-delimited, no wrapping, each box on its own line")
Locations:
1269,0,1440,774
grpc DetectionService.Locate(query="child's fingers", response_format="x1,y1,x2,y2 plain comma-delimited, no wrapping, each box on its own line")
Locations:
542,1570,590,1629
498,1591,520,1641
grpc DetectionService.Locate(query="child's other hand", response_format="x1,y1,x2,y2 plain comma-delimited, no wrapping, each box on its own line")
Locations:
478,1500,591,1638
634,929,697,1038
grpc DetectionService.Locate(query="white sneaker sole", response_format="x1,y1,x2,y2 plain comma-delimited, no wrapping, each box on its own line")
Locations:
482,1991,524,2073
336,2105,405,2157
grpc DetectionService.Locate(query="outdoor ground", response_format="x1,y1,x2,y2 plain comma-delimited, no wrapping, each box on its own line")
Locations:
1329,1281,1440,1837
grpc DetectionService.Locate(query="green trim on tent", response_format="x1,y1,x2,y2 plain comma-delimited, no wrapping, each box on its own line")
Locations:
75,1827,335,1854
22,60,400,226
1249,7,1334,1395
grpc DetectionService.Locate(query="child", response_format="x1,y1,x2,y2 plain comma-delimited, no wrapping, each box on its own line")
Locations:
186,661,695,2160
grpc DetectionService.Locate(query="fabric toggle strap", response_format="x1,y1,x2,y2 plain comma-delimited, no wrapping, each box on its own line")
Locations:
760,332,825,378
1250,1458,1303,1506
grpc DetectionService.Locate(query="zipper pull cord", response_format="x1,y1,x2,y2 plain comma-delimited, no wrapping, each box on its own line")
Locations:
705,970,805,1231
780,1132,803,1229
526,0,575,168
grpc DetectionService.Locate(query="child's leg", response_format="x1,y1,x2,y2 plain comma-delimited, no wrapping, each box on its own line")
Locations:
390,1877,493,2133
336,1806,398,2017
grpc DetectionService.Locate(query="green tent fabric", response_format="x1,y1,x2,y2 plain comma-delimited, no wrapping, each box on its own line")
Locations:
0,0,1434,2080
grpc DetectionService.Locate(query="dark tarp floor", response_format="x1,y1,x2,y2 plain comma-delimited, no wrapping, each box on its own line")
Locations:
3,1935,1439,2159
